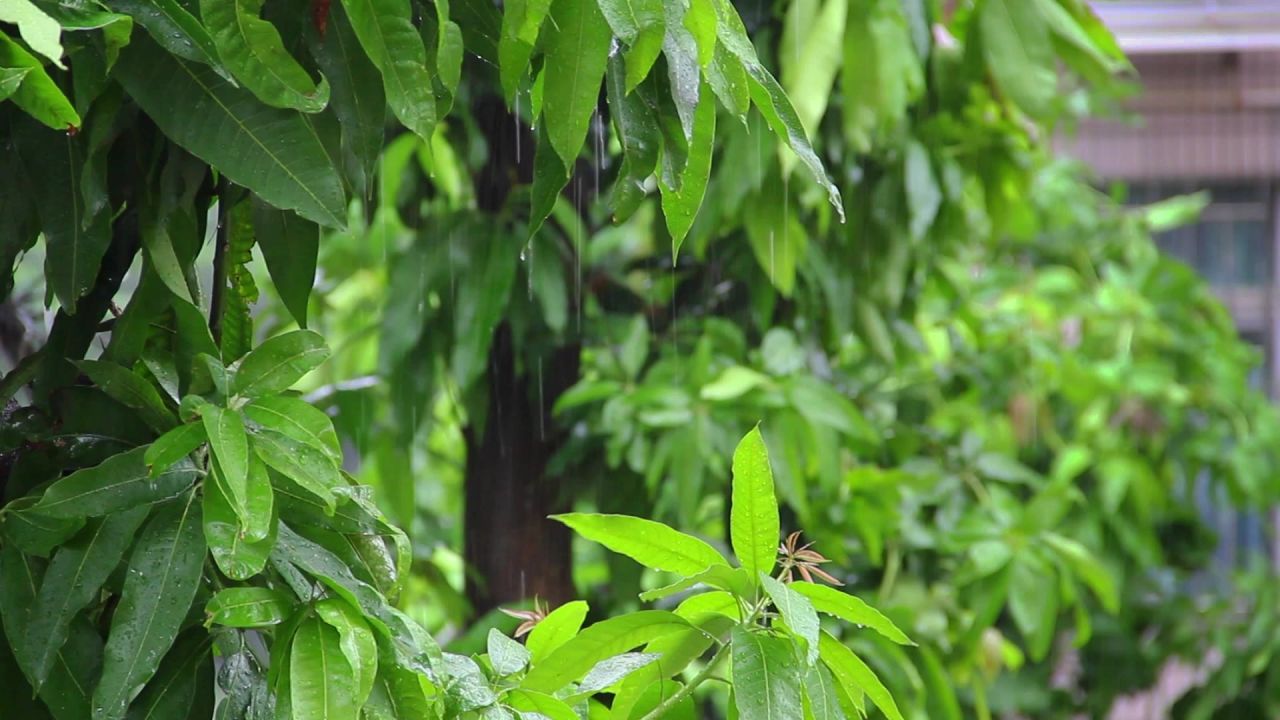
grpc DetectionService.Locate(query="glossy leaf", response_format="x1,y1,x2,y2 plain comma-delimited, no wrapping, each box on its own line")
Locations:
94,492,206,720
659,84,715,255
497,0,552,99
0,30,78,128
123,630,210,720
0,0,62,66
0,503,84,557
205,587,293,628
113,35,347,228
252,202,319,328
201,0,330,112
525,600,589,663
487,627,530,675
243,394,342,461
522,611,689,693
26,507,148,690
309,0,386,192
105,0,220,66
760,573,819,663
291,615,359,720
144,422,207,477
804,663,847,720
253,427,341,511
204,472,277,580
204,405,250,511
553,513,727,577
730,427,779,580
339,0,436,141
731,626,803,720
231,330,330,399
542,0,610,165
579,652,659,693
28,445,198,519
506,689,578,720
790,582,912,646
817,631,902,720
315,597,378,704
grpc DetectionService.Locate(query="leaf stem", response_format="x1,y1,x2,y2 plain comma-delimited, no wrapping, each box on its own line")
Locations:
638,641,729,720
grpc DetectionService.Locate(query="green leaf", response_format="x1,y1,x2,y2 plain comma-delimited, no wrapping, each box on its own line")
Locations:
105,0,220,66
112,35,347,228
1041,533,1118,613
442,653,497,711
487,627,530,675
315,597,378,704
743,181,806,297
205,587,293,628
204,469,277,580
201,0,330,112
252,201,319,328
817,632,902,720
790,582,912,646
94,492,205,720
1009,553,1058,661
841,0,922,151
579,652,659,693
700,365,769,402
123,630,210,720
203,405,250,511
291,615,359,720
659,83,715,255
243,395,342,461
542,0,611,165
497,0,552,99
638,563,752,602
760,574,819,663
804,664,847,720
506,689,578,720
778,0,844,138
979,0,1056,118
904,140,940,240
553,513,728,577
684,0,717,66
731,626,803,720
253,427,341,511
0,30,78,128
25,507,147,691
13,119,108,312
0,0,62,66
605,55,659,221
0,65,29,100
525,600,589,663
730,427,779,581
231,330,330,399
28,446,198,519
0,502,84,557
522,611,689,693
339,0,436,141
309,0,385,193
713,2,841,218
144,422,207,477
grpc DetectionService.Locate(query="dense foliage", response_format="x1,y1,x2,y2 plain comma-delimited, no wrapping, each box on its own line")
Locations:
3,0,1279,718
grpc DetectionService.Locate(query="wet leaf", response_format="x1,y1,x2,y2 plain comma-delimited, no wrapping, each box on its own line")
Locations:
28,446,198,519
205,587,293,628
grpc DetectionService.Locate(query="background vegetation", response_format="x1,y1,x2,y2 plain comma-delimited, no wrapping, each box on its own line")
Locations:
2,0,1278,717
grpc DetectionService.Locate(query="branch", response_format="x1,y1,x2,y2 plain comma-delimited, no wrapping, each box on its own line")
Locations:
638,642,729,720
209,177,231,345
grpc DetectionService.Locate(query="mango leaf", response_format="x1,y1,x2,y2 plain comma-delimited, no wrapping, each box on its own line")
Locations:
0,0,62,66
253,427,341,511
497,0,552,99
144,422,207,477
605,55,659,222
525,600,589,663
25,507,147,691
638,563,752,602
0,30,78,128
817,632,901,720
731,626,803,720
542,0,610,165
442,653,497,711
201,0,329,112
0,65,28,100
760,573,819,663
123,630,210,720
291,615,359,720
231,330,330,399
204,471,277,580
778,0,844,139
113,35,347,228
203,404,250,509
608,614,731,718
251,202,318,328
659,84,714,256
712,0,841,218
243,395,341,462
28,446,198,519
0,502,84,556
315,597,378,704
553,513,727,577
487,627,530,675
1009,553,1058,661
804,663,847,720
205,587,293,628
979,0,1056,118
841,0,922,151
309,0,385,192
339,0,436,141
790,582,912,646
730,427,779,581
1041,532,1118,613
105,0,220,66
522,611,689,693
94,492,205,720
579,652,659,693
506,689,578,720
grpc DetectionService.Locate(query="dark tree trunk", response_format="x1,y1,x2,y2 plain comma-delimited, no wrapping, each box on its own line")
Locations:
463,325,580,614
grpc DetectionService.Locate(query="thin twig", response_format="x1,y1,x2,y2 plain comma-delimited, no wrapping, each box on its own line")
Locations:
209,177,230,345
639,642,729,720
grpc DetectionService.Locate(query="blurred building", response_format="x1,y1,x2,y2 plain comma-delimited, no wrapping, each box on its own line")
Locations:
1058,0,1280,568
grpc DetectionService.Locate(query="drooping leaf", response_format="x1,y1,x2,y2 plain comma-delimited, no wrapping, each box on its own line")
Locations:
252,201,319,328
659,83,715,256
729,427,779,581
0,30,78,128
0,0,62,66
605,55,659,222
205,587,294,628
1042,532,1119,613
790,582,913,646
817,631,902,720
201,0,330,112
979,0,1056,118
309,0,386,192
290,615,359,720
219,199,259,363
105,0,220,66
26,507,148,691
903,139,940,240
338,0,436,141
731,626,803,720
525,600,589,663
203,405,251,513
315,597,378,704
28,446,199,519
522,611,689,693
113,35,348,228
542,0,610,165
804,663,847,720
760,573,819,663
553,513,727,577
231,330,330,399
204,470,277,580
497,0,552,99
94,492,206,720
841,0,922,151
778,0,844,139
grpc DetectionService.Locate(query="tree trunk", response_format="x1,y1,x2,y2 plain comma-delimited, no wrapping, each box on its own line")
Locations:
463,324,579,614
